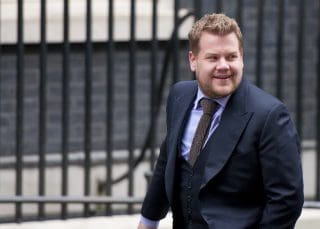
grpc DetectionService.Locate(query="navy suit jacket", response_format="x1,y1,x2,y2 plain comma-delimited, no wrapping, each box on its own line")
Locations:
141,78,304,229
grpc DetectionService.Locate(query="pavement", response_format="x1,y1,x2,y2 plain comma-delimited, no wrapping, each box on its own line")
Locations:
1,209,320,229
0,213,172,229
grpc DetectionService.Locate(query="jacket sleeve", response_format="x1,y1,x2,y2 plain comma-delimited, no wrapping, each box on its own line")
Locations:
140,87,175,220
258,103,304,228
140,136,170,220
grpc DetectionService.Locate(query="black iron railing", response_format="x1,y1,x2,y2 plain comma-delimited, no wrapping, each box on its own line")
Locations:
0,0,319,223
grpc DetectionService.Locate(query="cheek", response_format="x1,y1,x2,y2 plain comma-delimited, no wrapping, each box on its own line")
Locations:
234,62,244,72
198,62,215,74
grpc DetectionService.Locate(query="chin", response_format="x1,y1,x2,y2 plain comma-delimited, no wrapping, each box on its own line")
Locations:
212,87,234,97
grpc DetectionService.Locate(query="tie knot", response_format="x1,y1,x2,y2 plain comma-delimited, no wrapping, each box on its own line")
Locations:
200,98,216,115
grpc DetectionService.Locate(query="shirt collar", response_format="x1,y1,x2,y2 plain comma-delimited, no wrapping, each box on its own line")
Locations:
194,87,230,109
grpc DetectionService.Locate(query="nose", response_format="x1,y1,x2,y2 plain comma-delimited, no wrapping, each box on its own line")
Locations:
216,58,229,70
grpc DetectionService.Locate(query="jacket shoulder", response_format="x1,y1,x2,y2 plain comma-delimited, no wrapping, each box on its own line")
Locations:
167,80,197,102
245,80,285,112
170,80,197,94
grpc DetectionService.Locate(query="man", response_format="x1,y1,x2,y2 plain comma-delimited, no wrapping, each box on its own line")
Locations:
138,13,304,229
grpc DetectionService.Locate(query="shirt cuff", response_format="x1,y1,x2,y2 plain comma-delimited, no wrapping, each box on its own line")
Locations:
140,215,160,228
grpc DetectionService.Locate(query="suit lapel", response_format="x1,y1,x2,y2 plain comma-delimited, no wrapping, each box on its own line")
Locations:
200,79,253,189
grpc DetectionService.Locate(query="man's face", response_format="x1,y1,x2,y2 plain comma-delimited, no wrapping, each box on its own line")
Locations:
189,31,244,99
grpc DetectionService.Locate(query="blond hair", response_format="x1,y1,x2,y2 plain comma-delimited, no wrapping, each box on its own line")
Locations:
188,13,243,55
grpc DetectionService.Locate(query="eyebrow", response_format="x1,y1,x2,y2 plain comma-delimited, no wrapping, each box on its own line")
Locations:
204,51,239,57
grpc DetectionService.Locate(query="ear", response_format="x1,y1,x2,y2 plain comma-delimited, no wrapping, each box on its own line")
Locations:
189,51,196,72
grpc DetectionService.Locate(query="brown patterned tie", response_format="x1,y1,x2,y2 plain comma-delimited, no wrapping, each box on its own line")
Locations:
188,98,217,166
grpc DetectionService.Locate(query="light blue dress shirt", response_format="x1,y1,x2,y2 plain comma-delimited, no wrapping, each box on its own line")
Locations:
180,88,230,160
140,87,230,228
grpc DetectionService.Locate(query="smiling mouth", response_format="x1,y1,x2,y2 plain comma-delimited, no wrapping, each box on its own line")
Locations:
214,75,231,79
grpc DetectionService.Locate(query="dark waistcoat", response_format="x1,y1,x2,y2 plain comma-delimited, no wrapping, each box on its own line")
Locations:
172,150,210,229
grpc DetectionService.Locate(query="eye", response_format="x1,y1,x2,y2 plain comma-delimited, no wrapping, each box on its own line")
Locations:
206,55,218,62
227,54,238,61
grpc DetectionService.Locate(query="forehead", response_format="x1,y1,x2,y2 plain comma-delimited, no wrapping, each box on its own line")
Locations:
198,32,241,53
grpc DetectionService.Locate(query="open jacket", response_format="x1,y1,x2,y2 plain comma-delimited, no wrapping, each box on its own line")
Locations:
141,78,304,229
